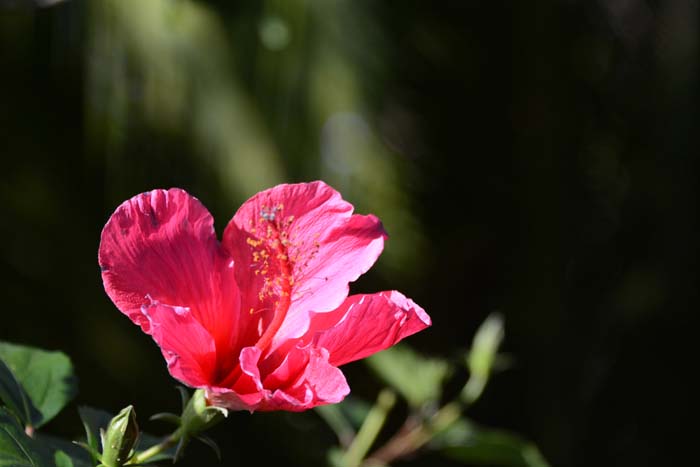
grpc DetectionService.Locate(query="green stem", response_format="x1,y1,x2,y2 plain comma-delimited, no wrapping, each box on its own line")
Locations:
363,401,461,466
127,428,182,465
362,366,491,465
315,404,356,448
341,389,396,467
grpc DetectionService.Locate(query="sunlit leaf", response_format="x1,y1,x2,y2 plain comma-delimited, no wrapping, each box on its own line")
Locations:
462,313,505,404
366,344,451,408
467,313,504,380
0,342,77,428
0,407,52,467
431,418,549,467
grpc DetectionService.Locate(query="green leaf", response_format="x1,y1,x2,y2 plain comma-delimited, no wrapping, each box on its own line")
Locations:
0,341,78,428
366,344,451,408
467,313,504,380
0,407,52,467
35,434,92,467
0,360,41,430
431,418,549,467
462,313,505,404
53,451,74,467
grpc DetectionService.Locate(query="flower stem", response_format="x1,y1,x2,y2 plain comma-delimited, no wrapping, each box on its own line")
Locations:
341,389,396,467
315,404,356,448
127,428,182,465
363,401,462,465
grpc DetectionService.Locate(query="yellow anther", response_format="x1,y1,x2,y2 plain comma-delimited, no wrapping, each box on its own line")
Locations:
247,237,263,247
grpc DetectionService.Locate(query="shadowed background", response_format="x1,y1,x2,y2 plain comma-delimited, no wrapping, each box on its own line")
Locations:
1,0,697,466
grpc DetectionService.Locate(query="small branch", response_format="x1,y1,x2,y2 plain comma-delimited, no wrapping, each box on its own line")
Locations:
128,428,182,465
315,404,356,448
363,402,462,466
341,389,396,467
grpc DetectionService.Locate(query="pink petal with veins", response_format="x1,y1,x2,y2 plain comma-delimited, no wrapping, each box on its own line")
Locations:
305,291,431,366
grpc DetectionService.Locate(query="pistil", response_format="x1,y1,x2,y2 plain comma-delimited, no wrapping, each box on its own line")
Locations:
253,224,293,352
214,206,294,389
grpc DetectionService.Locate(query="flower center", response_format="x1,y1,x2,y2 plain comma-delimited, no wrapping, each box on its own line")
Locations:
248,204,295,352
214,204,322,389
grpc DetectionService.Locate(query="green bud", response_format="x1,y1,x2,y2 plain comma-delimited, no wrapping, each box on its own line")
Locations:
100,405,139,467
163,389,227,462
180,389,227,436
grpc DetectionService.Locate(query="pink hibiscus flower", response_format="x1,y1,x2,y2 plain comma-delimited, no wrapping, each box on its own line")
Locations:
98,181,430,412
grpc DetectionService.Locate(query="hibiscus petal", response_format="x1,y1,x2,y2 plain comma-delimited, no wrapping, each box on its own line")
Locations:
306,291,431,367
301,347,350,404
98,189,240,350
262,346,309,390
222,181,386,349
206,389,265,413
208,346,349,412
264,347,349,411
206,346,266,412
140,300,216,387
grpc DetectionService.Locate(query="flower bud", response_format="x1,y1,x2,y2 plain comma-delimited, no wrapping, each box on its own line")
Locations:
100,405,139,467
180,389,227,436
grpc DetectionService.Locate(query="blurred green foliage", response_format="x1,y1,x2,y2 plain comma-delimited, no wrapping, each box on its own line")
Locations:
366,344,451,409
1,0,697,466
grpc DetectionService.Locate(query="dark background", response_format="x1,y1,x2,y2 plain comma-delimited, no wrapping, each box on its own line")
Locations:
1,1,697,466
